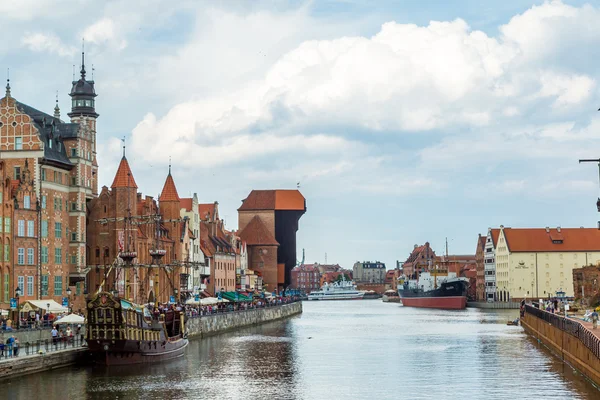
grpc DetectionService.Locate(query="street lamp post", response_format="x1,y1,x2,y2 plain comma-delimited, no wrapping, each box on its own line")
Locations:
174,288,178,304
66,287,72,314
15,287,21,330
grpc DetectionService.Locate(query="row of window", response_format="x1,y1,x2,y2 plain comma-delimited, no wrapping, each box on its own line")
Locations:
17,275,63,296
17,247,63,264
72,99,95,108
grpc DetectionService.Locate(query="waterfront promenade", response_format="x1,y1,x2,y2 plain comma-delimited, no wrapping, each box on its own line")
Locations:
0,300,302,380
522,304,600,388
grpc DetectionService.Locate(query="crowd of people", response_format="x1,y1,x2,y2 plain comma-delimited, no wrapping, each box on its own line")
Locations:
182,295,299,318
0,310,85,331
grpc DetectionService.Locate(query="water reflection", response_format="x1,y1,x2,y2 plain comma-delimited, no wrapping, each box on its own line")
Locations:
1,301,599,400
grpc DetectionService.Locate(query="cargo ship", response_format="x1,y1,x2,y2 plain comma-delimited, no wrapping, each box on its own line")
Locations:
397,269,469,310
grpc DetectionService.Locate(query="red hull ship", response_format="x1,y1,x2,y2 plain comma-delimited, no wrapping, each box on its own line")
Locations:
398,271,469,310
86,292,188,366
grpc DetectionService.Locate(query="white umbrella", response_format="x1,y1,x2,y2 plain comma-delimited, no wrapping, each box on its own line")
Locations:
200,297,218,305
185,298,199,305
55,313,85,324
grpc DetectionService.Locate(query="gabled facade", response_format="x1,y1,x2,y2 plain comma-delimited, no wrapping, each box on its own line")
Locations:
199,202,236,295
484,228,499,302
475,234,486,301
494,226,600,301
401,242,435,278
180,194,208,295
87,156,180,305
0,56,97,312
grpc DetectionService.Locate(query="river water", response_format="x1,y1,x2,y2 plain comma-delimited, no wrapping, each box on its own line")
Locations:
2,301,599,399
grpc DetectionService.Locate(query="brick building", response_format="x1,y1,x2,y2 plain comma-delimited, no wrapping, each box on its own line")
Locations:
199,202,236,296
572,264,600,302
86,155,185,304
0,56,97,313
475,234,486,301
290,264,320,293
238,190,305,293
402,243,435,278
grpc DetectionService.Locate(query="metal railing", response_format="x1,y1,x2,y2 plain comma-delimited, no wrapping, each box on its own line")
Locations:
0,336,86,360
185,298,301,319
1,320,63,331
525,304,600,360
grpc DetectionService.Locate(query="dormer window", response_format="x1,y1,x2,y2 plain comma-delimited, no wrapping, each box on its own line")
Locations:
552,240,563,244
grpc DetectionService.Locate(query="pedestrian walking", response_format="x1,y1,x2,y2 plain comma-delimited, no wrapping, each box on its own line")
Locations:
5,336,13,357
13,337,19,357
51,326,58,343
592,310,599,330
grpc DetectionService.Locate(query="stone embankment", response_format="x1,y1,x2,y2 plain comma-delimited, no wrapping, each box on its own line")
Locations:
521,305,600,387
0,301,302,380
187,301,302,337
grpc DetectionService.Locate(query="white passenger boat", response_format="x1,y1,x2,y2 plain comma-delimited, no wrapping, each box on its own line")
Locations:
307,278,365,300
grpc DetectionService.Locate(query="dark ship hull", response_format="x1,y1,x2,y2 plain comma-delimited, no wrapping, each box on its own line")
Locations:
398,280,468,310
86,292,188,366
87,337,188,366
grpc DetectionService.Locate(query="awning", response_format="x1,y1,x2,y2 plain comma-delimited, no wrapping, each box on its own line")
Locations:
55,313,85,325
22,300,68,313
200,297,229,305
220,291,252,302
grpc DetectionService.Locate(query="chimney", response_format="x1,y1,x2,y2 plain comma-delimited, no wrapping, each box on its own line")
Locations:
557,226,561,233
545,227,550,233
414,244,418,249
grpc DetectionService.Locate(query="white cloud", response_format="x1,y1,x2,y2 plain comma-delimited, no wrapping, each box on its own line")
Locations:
536,72,595,108
82,18,127,50
21,32,76,57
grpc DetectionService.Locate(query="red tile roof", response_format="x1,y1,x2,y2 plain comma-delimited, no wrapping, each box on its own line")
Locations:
238,215,279,246
491,229,500,246
238,190,305,211
199,203,216,221
478,235,486,251
159,173,180,202
503,227,600,252
180,198,193,211
111,157,138,188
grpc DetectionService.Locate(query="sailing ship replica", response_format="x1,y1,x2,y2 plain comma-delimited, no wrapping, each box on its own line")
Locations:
85,167,189,365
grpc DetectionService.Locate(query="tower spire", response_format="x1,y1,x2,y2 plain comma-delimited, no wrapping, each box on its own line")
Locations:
5,68,10,98
168,156,172,175
80,39,86,79
54,90,60,119
122,136,126,158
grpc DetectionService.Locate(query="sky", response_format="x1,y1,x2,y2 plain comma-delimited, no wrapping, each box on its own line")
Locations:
1,0,600,270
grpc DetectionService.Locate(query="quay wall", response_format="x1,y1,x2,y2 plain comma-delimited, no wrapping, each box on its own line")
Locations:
0,348,87,381
0,328,52,344
521,308,600,387
467,301,520,309
186,301,302,337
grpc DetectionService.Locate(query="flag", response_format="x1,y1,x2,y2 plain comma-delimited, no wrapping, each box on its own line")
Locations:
118,231,124,252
